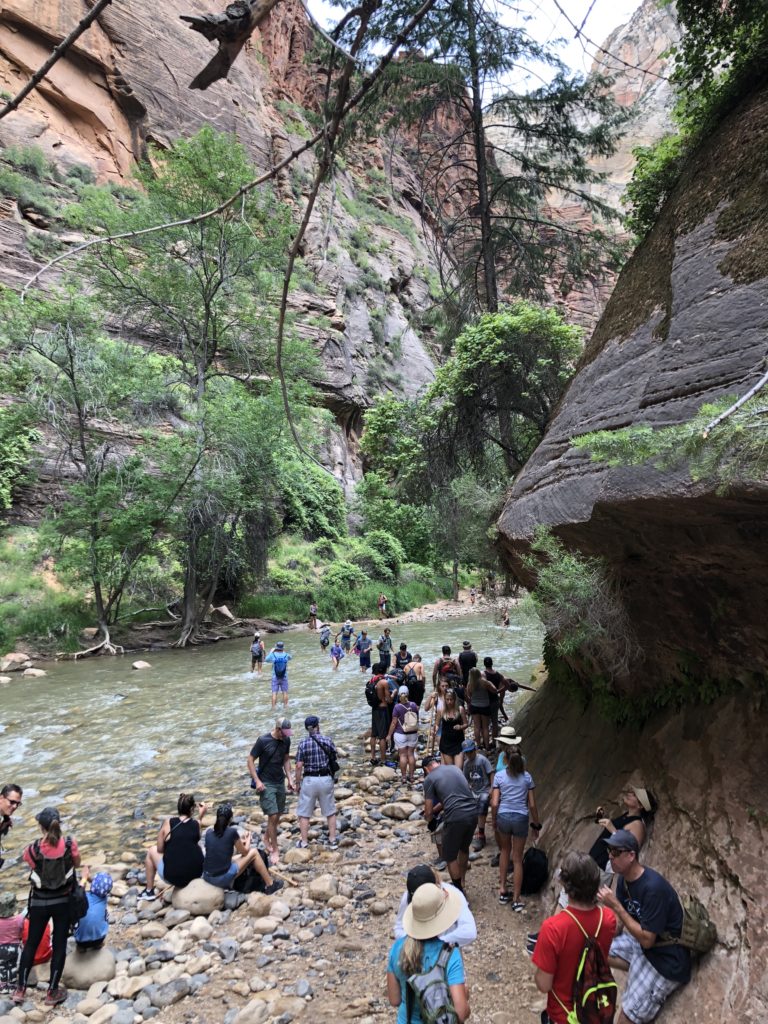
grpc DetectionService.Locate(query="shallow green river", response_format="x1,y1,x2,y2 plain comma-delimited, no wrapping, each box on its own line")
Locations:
0,610,543,868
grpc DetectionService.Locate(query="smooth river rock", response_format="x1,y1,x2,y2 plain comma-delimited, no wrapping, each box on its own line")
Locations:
171,878,224,915
62,947,117,987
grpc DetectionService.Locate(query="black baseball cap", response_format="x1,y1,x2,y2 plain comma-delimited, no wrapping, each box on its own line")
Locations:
406,865,435,899
304,715,320,730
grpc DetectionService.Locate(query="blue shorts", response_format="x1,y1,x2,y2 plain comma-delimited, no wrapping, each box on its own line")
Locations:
203,863,238,889
359,652,371,668
271,676,288,693
497,813,529,837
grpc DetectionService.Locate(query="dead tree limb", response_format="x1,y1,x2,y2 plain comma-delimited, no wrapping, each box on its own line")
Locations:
180,0,283,90
0,0,117,122
702,356,768,438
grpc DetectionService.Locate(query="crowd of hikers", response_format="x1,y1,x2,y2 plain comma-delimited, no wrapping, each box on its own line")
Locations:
0,610,715,1019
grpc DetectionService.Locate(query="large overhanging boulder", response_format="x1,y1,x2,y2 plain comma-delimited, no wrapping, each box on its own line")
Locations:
498,82,768,694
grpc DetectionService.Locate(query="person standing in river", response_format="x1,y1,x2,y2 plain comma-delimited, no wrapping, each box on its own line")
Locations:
265,640,291,710
14,807,80,1008
247,718,294,862
358,629,373,673
377,627,394,670
250,632,265,675
309,600,318,631
0,785,22,871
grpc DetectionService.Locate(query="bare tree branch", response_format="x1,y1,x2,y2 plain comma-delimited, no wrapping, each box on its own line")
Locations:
0,0,117,122
702,356,768,439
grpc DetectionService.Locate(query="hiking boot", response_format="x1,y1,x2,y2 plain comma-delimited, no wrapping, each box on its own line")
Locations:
44,987,67,1007
137,887,157,901
263,879,284,895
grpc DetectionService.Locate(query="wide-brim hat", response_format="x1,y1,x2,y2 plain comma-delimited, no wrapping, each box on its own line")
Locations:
629,785,652,813
462,641,472,649
275,641,285,650
496,726,522,746
403,883,462,940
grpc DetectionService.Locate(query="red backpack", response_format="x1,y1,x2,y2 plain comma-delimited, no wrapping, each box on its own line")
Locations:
553,908,617,1024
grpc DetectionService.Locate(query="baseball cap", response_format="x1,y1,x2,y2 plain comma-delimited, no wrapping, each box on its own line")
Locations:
461,739,476,753
462,640,471,649
398,685,410,696
276,717,292,736
35,807,60,829
275,640,285,650
604,829,640,854
406,865,436,899
304,715,320,730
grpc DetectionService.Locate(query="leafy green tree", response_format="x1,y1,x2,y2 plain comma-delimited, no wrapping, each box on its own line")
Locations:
354,473,435,564
67,128,300,644
0,405,38,511
0,290,197,652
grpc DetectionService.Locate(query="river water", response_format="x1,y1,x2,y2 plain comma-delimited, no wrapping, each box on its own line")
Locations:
0,610,543,870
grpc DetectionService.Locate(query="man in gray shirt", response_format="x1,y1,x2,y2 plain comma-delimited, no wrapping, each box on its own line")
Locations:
422,756,478,892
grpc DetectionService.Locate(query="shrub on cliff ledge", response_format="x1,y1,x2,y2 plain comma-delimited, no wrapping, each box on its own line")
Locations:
523,526,639,682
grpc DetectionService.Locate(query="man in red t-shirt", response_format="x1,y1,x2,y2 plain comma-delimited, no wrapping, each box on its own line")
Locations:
533,850,617,1024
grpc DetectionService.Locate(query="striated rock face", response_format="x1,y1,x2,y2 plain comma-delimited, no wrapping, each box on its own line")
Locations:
0,0,440,494
498,82,768,691
519,683,768,1024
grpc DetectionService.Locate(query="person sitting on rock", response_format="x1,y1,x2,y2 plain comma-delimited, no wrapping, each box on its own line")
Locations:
0,892,24,993
139,792,207,902
393,864,476,947
202,803,282,894
599,830,691,1024
590,784,657,881
73,869,113,951
294,716,338,850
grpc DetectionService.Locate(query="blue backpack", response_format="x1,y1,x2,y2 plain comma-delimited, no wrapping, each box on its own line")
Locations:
272,653,289,678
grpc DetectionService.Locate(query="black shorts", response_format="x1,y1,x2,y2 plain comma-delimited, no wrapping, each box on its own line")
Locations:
441,818,476,863
371,707,390,739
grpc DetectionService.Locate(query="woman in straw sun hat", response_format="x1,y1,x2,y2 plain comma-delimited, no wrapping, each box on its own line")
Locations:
386,882,470,1022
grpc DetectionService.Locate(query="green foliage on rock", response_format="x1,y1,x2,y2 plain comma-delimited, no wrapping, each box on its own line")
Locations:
0,406,39,511
276,458,348,541
572,393,768,490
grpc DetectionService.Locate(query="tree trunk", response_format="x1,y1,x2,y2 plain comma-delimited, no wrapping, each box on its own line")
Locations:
466,0,498,313
452,557,459,601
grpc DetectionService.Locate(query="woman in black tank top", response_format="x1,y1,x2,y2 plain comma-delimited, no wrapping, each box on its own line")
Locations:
438,689,469,767
588,784,656,868
140,793,205,900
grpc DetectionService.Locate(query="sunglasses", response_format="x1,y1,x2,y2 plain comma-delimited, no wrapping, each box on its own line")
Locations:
6,799,21,808
607,848,631,858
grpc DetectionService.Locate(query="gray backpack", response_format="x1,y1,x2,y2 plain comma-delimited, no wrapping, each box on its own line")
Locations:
407,943,459,1024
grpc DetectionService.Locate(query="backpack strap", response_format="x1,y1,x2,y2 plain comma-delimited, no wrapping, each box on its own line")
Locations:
563,906,603,941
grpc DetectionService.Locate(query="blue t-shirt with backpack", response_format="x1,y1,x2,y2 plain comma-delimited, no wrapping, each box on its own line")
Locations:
266,650,291,678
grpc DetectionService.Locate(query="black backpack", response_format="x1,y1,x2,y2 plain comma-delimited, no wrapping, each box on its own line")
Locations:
520,846,549,895
29,836,75,894
365,676,381,708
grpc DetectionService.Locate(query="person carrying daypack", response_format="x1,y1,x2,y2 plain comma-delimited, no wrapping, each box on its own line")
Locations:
250,633,265,674
14,807,82,1008
387,882,470,1023
265,641,292,711
533,851,617,1024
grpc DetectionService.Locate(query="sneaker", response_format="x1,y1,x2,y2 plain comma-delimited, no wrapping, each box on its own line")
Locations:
471,834,486,851
434,859,447,871
44,987,67,1007
137,887,157,902
490,853,500,867
326,840,339,850
511,901,525,912
295,840,308,849
11,988,25,1005
263,879,284,895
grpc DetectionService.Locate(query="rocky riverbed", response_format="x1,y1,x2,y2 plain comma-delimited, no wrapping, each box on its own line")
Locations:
0,733,548,1024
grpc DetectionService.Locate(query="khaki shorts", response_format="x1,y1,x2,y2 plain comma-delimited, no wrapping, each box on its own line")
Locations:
296,775,336,818
259,781,286,816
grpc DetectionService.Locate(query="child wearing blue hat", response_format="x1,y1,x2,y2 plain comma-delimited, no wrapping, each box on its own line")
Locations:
73,869,113,951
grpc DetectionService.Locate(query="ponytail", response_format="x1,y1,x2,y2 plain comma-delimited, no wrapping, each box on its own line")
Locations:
214,803,233,837
504,748,524,776
399,935,424,976
44,819,62,846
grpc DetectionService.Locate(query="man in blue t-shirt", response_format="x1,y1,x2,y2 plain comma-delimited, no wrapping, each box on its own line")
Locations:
598,829,691,1024
265,641,292,710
